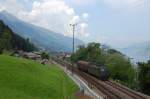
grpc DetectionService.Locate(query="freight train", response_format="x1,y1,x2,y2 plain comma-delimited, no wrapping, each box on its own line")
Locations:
77,61,110,81
52,56,110,81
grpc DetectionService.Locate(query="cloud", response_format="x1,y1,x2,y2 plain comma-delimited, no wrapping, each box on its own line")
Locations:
82,13,90,21
70,15,80,24
0,0,25,15
103,0,149,9
78,23,90,37
73,0,97,6
0,4,5,11
0,0,90,39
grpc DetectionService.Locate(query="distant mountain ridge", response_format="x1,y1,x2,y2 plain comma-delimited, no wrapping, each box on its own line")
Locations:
120,42,150,62
0,11,83,52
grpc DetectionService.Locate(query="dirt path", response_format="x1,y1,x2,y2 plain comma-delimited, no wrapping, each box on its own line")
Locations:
75,91,93,99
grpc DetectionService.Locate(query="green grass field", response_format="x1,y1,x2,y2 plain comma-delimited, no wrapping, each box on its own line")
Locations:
0,55,79,99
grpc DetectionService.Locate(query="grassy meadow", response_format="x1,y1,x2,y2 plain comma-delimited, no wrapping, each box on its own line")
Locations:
0,55,79,99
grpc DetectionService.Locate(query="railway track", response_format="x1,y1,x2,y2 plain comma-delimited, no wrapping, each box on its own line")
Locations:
105,81,149,99
52,58,150,99
74,68,120,99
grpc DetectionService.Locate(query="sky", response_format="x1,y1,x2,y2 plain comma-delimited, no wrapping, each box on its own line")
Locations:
0,0,150,48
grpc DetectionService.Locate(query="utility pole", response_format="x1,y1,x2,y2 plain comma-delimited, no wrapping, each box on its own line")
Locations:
70,23,77,54
70,23,78,75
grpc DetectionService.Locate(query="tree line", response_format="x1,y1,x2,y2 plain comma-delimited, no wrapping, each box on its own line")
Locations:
138,61,150,95
0,20,37,54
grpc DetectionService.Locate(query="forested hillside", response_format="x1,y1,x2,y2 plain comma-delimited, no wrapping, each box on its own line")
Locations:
0,20,37,53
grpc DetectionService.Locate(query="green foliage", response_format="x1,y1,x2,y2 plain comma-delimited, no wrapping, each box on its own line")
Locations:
0,21,12,50
138,61,150,95
107,49,121,54
105,53,135,88
41,52,50,59
12,34,37,52
71,45,87,62
71,42,106,65
0,48,3,54
0,55,78,99
0,20,37,52
1,26,12,49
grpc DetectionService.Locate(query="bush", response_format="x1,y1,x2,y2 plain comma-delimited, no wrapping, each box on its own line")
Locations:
105,53,136,88
138,61,150,95
0,48,3,54
41,52,49,59
71,43,106,65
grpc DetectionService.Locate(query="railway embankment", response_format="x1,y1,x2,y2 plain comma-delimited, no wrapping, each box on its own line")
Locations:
54,61,103,99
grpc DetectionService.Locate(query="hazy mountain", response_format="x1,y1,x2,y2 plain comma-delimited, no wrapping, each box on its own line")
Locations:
120,42,150,62
0,11,83,52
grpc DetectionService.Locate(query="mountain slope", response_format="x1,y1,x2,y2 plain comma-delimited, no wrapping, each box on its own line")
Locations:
120,42,150,62
0,11,83,52
0,20,37,52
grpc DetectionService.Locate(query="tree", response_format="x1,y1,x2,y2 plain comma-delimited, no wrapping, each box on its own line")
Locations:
105,53,135,88
71,45,87,62
0,24,12,53
2,26,12,49
0,21,4,54
138,61,150,95
71,42,106,65
0,40,4,54
41,52,49,59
